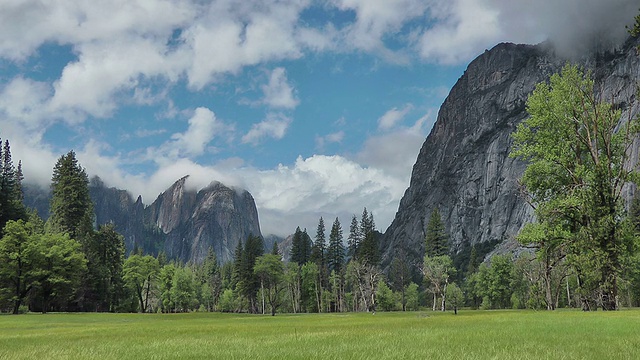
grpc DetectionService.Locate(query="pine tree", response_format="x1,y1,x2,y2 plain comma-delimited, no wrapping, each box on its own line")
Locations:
327,217,344,274
290,227,312,265
310,217,326,267
425,208,449,257
347,215,361,260
48,151,93,242
0,139,26,234
359,209,379,265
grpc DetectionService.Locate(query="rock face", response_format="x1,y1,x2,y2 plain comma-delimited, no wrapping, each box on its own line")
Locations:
27,176,262,264
145,177,262,264
380,38,640,270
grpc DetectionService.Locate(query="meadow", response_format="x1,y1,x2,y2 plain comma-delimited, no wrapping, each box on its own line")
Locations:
1,310,639,359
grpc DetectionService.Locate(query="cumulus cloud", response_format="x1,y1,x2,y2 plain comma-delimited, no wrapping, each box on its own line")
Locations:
169,107,232,157
261,67,299,109
242,113,292,145
243,155,406,236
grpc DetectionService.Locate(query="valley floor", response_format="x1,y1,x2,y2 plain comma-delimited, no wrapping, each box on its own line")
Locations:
1,310,639,359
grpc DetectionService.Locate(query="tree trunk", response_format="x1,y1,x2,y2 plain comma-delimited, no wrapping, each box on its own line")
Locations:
441,282,447,312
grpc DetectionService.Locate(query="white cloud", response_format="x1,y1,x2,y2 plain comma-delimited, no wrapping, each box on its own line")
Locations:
261,68,299,109
377,104,413,131
360,112,434,180
244,155,406,236
169,107,231,157
315,130,345,149
242,113,292,145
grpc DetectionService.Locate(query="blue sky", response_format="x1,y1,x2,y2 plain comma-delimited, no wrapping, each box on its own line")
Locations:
0,0,636,236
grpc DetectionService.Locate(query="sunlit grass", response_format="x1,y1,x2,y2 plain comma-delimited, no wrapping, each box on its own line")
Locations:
1,310,639,359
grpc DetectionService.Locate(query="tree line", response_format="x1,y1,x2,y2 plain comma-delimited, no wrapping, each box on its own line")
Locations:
3,57,640,314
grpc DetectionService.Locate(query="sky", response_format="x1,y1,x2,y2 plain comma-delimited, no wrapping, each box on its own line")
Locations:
0,0,637,237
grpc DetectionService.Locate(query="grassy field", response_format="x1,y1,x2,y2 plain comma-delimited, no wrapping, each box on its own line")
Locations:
1,310,639,359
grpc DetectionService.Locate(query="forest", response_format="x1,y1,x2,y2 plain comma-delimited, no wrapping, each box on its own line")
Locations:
3,58,640,315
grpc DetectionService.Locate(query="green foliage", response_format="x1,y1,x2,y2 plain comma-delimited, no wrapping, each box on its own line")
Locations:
423,254,454,311
123,255,159,313
375,279,395,311
445,282,463,314
475,255,514,309
425,208,448,257
254,254,284,315
310,217,326,267
358,209,379,265
290,227,312,265
0,139,27,235
404,282,420,311
511,64,640,310
171,266,196,312
0,219,86,314
347,215,360,259
48,151,93,242
327,217,344,274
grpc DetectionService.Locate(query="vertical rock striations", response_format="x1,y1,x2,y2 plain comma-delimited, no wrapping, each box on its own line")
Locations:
381,38,640,270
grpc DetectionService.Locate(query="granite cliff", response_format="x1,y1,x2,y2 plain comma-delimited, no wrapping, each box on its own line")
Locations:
380,37,640,270
25,176,262,264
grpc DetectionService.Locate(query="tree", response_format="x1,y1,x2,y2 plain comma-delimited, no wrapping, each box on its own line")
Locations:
0,139,26,235
445,282,463,315
390,253,410,311
347,215,361,259
290,227,312,265
254,254,284,316
511,64,640,310
32,232,86,313
89,224,126,312
405,282,420,311
0,220,44,313
171,266,196,312
310,217,326,267
123,255,159,313
236,234,263,313
359,209,379,265
476,255,514,309
425,208,448,257
48,151,93,243
422,255,454,311
327,217,344,274
376,279,395,311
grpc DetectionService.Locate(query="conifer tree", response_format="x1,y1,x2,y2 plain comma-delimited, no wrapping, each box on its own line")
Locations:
327,217,344,274
310,217,326,267
0,139,26,234
347,215,361,260
425,208,448,257
48,151,93,242
359,209,379,265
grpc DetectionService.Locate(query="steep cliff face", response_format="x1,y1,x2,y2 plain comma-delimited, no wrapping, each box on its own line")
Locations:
381,38,640,269
27,176,262,264
145,177,262,264
90,177,146,252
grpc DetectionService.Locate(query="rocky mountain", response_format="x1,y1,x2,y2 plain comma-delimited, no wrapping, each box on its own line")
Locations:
24,176,262,264
145,176,261,264
380,37,640,271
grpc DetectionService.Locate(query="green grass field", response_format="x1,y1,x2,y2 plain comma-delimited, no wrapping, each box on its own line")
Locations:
1,310,639,359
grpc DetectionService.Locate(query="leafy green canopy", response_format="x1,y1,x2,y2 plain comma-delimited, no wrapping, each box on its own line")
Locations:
511,64,640,310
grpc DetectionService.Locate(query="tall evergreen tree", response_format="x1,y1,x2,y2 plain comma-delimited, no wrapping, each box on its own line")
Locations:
238,234,263,313
347,215,361,260
48,151,93,242
310,217,326,267
290,227,312,265
425,208,449,257
359,209,379,265
327,217,345,275
0,139,26,234
89,224,126,312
